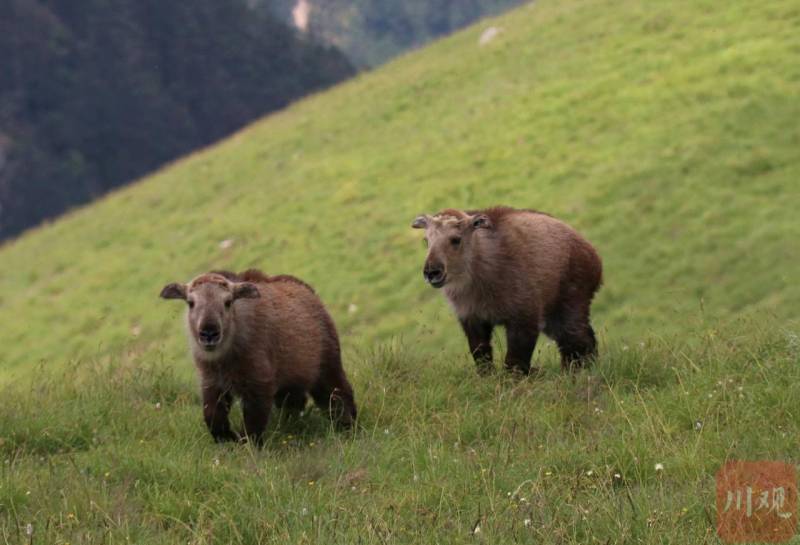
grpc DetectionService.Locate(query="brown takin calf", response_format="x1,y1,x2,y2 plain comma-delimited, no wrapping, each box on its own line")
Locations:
412,206,602,375
160,269,356,444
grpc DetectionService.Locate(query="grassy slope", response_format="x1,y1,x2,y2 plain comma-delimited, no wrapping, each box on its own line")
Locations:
1,0,799,542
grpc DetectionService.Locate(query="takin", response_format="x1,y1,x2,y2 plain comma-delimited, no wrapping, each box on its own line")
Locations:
160,269,356,444
412,206,602,375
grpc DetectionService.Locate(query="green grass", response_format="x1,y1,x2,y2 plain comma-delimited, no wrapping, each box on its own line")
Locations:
1,0,799,542
2,322,799,543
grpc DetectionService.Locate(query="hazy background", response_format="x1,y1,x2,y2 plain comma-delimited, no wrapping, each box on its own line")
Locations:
0,0,523,241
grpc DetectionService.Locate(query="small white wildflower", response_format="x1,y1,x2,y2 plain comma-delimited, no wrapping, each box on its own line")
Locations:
655,463,664,472
155,402,161,410
219,239,234,250
213,458,220,467
614,473,622,479
786,332,799,351
347,303,358,314
384,428,390,435
26,523,33,536
622,345,629,351
413,474,419,482
586,470,594,476
472,523,482,535
694,420,703,431
301,507,308,516
523,518,532,527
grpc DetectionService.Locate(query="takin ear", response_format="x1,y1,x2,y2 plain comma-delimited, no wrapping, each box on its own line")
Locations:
470,214,492,230
233,282,260,300
160,282,187,300
411,215,429,229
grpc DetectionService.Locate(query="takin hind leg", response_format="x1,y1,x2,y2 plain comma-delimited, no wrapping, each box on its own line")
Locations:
549,301,597,372
311,365,357,429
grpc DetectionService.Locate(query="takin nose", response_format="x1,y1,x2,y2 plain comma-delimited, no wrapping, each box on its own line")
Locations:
198,324,221,346
423,262,446,287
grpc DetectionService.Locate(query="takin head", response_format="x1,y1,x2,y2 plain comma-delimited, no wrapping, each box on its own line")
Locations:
160,273,260,357
411,209,492,289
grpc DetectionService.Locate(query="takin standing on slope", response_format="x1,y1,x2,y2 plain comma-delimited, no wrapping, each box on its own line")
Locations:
160,269,356,445
412,206,602,375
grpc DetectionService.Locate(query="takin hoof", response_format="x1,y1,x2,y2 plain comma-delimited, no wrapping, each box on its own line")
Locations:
505,365,541,378
561,356,595,373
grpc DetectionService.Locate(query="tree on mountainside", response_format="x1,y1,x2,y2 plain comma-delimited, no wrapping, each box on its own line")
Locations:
0,0,353,241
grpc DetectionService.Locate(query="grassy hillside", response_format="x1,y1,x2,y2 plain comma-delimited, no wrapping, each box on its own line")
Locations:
1,0,799,542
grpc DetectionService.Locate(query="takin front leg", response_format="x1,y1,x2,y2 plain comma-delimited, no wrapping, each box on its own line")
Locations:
202,384,237,443
275,386,308,414
459,317,494,375
504,320,540,376
240,386,274,446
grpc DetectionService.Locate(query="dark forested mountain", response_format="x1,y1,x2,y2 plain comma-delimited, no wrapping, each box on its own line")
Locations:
0,0,353,241
263,0,526,68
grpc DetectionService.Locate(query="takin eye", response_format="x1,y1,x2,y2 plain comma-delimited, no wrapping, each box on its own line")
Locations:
224,299,232,309
450,236,462,247
188,300,195,309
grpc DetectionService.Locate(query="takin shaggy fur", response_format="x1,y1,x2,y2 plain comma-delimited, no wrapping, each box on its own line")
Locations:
160,269,356,444
412,206,602,375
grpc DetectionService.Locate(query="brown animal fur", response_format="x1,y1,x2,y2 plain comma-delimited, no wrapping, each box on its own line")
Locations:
160,269,356,444
412,206,602,374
